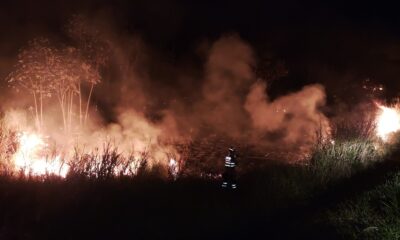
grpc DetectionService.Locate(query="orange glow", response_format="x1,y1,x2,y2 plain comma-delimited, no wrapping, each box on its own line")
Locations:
169,158,179,179
376,105,400,141
12,132,69,177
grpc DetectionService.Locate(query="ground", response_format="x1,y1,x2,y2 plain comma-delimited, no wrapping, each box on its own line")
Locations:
1,145,400,240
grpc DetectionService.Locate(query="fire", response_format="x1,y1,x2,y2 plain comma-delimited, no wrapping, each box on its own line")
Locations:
12,132,69,177
376,105,400,141
168,158,179,179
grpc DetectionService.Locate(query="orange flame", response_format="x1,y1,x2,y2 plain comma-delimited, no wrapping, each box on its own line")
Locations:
12,132,69,177
376,104,400,141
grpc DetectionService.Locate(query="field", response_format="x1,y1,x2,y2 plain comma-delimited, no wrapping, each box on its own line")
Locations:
1,134,400,240
1,8,400,240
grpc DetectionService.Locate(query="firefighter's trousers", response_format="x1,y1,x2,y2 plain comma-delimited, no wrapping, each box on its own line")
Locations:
222,167,237,189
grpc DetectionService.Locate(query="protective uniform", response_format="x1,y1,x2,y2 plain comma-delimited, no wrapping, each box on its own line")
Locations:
222,147,237,189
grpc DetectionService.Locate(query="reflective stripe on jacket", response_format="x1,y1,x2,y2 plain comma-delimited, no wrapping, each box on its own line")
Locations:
225,156,236,168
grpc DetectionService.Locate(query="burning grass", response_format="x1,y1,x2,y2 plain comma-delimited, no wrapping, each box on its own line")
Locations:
1,14,400,239
0,118,398,239
307,102,400,186
0,123,182,180
0,104,396,183
376,104,400,141
68,143,150,179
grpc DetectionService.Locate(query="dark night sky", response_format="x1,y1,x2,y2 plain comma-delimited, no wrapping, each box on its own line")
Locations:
1,0,400,103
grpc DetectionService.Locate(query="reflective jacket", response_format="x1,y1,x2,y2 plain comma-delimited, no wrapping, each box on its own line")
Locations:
224,155,237,168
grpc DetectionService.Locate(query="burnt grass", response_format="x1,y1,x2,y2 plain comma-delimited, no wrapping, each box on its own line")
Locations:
1,151,400,240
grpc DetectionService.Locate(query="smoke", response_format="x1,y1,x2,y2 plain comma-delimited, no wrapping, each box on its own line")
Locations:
1,14,334,176
166,34,331,161
195,34,255,139
244,82,330,157
69,17,182,169
87,110,179,168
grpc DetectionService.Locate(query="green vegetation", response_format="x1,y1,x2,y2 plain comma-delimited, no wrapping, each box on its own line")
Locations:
310,139,386,185
326,172,400,240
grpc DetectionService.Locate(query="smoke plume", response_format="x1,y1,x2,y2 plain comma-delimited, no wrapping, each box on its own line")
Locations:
2,15,334,176
245,82,330,157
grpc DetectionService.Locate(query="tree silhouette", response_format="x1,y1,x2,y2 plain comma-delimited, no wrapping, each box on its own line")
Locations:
8,38,101,132
67,15,109,125
8,38,56,131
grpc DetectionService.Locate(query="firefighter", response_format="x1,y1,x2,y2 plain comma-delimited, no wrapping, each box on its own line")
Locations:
221,147,237,189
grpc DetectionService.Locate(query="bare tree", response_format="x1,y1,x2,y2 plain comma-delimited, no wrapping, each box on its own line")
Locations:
55,47,100,131
8,38,56,131
67,15,109,125
8,38,101,132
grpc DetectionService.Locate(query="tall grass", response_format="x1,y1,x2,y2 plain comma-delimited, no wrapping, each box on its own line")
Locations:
327,172,400,240
309,139,385,185
0,123,17,175
308,110,392,186
67,143,149,179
